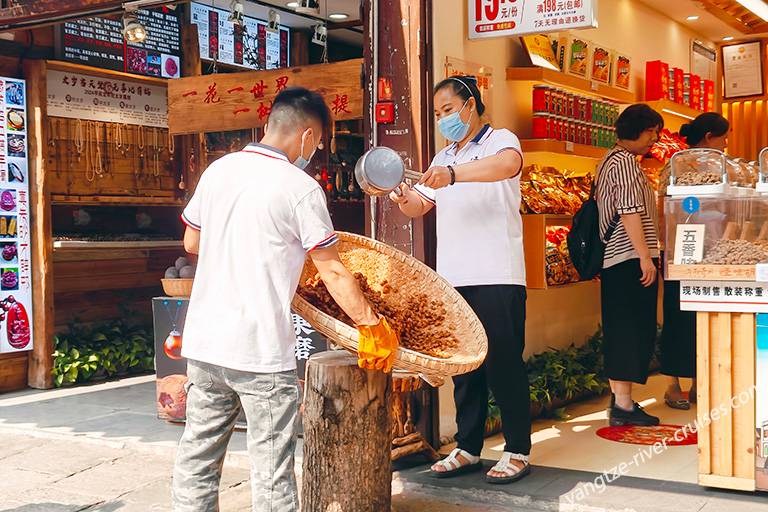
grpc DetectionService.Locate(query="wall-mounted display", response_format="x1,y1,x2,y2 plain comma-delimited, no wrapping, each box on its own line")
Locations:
0,77,32,354
190,2,290,71
56,6,182,79
723,41,764,99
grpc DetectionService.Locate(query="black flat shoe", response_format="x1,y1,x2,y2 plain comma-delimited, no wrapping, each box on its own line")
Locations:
609,402,660,427
664,394,691,410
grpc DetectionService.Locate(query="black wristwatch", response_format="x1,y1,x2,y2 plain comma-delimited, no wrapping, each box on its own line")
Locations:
447,165,456,186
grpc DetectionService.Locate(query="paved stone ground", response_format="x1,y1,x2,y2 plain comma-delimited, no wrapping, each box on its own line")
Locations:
0,433,524,512
2,376,766,511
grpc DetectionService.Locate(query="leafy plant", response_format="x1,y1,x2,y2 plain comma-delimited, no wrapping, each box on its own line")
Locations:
52,319,155,387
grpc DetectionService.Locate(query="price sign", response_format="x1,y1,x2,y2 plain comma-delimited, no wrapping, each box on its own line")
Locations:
190,2,290,71
56,6,182,79
469,0,597,40
673,224,705,265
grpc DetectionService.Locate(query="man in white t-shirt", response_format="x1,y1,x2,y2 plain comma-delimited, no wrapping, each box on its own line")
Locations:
171,87,399,512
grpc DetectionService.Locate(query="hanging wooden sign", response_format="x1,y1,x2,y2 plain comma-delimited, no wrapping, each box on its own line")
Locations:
167,58,363,135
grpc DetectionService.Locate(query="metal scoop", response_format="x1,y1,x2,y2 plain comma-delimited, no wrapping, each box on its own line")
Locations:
354,147,423,197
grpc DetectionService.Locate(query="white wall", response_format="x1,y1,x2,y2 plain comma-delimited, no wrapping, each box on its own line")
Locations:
432,0,713,441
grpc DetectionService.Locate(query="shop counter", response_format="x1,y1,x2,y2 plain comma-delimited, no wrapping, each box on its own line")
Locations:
665,192,768,492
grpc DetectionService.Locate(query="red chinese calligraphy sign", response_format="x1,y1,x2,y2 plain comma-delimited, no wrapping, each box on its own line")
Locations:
168,59,363,134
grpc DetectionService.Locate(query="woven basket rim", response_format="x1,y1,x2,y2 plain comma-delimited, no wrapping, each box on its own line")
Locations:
292,231,488,376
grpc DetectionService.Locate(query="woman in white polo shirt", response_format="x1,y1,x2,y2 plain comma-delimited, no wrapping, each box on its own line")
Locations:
390,75,530,484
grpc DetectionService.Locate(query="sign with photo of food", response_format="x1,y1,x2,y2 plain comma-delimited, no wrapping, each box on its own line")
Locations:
55,6,182,79
590,46,611,84
567,38,590,78
0,77,32,353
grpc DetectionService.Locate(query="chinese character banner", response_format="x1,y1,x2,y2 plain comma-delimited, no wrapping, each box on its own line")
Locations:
46,70,168,128
469,0,597,40
679,280,768,313
0,77,33,353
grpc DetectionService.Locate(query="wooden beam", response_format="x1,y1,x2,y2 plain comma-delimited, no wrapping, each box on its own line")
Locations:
328,19,364,30
46,60,168,87
181,23,202,78
179,21,205,195
23,59,55,390
699,0,766,34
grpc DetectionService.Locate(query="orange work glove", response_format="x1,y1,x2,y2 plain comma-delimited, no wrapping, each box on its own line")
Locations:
356,317,400,373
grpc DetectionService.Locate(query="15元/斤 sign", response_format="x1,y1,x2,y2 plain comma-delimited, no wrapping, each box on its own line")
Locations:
469,0,598,40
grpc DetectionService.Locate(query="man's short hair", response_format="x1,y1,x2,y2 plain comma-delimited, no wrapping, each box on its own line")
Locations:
269,87,331,135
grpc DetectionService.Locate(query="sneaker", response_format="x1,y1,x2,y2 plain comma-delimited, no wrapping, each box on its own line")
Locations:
609,402,660,427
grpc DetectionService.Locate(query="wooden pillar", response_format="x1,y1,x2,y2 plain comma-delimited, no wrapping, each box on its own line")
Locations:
24,59,55,389
302,351,392,512
291,31,311,67
179,22,205,195
696,311,756,491
363,0,441,449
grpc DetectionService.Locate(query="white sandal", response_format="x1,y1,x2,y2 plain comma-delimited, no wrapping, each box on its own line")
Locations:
486,452,531,484
430,448,482,479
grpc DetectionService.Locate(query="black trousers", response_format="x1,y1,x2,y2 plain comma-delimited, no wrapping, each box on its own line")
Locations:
453,285,531,457
601,258,659,384
660,279,696,378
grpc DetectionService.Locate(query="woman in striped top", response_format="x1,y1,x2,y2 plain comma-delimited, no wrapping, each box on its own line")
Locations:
596,104,663,427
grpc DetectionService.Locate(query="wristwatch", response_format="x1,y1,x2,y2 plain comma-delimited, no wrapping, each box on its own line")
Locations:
447,165,456,186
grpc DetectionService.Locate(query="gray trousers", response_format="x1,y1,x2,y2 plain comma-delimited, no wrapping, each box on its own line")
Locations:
172,359,300,512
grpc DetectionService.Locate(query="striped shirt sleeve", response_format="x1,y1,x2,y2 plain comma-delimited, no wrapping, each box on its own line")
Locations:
611,155,647,215
295,188,338,252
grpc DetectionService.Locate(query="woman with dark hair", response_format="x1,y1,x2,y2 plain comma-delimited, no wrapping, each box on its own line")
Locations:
390,75,531,484
659,113,729,410
597,103,663,427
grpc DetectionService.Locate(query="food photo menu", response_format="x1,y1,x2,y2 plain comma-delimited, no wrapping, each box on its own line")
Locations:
0,77,33,354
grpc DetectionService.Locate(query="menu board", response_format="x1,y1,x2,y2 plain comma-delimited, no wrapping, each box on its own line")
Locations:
0,78,33,354
190,2,290,71
57,7,182,79
47,70,168,128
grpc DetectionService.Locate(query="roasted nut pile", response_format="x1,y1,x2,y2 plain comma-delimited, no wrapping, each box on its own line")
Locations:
298,272,458,359
702,239,768,265
674,170,722,186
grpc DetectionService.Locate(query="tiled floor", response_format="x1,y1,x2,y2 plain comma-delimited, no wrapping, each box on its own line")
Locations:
441,374,699,484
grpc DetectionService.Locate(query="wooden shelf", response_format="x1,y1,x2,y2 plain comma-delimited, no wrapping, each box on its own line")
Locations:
523,214,576,289
521,139,608,159
506,67,637,104
645,99,703,122
53,240,183,250
51,195,184,207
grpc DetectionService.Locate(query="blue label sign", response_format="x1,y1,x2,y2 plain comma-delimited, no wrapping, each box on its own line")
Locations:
683,196,700,214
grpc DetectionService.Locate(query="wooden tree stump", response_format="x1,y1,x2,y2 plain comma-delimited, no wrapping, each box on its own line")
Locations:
302,351,392,512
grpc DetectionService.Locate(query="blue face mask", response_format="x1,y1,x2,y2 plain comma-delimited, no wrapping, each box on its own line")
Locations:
438,99,473,142
293,132,317,170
